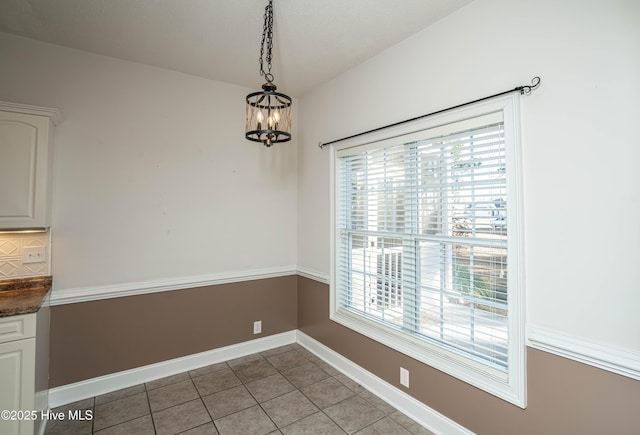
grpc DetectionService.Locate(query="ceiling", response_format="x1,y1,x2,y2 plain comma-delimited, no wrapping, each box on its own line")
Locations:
0,0,473,96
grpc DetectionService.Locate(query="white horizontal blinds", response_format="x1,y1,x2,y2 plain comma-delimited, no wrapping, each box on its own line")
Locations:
336,114,509,371
416,121,508,370
337,145,418,330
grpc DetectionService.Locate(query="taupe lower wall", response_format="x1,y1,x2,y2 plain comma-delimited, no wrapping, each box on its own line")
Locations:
49,276,297,387
296,276,640,434
49,274,639,433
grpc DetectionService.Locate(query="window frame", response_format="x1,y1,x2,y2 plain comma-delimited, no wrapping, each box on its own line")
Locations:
329,93,526,407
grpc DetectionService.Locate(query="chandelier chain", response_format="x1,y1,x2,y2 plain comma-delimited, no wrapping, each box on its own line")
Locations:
259,0,274,83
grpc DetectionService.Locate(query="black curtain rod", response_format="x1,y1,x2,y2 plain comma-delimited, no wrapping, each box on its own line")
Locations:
318,76,541,149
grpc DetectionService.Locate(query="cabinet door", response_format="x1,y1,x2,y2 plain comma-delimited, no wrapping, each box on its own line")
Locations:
0,338,36,435
0,111,52,229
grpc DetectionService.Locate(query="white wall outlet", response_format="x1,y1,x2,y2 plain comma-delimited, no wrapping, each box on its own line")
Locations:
400,367,410,388
23,246,46,264
253,320,262,334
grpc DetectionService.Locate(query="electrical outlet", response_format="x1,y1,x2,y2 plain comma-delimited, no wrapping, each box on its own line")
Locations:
253,320,262,334
23,246,46,264
400,367,410,388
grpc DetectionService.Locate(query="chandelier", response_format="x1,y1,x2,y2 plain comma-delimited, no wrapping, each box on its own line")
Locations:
245,0,292,147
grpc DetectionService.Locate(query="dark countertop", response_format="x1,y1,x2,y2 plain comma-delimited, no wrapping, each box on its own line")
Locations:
0,276,52,317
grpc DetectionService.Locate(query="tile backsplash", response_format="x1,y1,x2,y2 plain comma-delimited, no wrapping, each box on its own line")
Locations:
0,232,50,280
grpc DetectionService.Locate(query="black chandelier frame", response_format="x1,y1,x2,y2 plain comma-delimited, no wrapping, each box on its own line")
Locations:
245,0,292,147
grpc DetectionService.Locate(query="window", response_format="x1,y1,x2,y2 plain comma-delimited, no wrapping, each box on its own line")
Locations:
330,94,526,406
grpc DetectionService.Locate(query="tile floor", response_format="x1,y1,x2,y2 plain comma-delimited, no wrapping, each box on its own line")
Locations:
44,343,434,435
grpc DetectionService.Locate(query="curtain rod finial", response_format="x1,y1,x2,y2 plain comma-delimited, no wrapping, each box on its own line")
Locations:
520,76,541,95
318,141,325,149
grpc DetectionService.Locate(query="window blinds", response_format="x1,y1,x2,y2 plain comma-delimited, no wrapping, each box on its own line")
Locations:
335,115,510,372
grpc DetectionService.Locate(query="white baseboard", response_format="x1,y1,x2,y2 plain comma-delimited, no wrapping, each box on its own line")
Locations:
48,330,297,408
527,325,640,381
296,331,473,435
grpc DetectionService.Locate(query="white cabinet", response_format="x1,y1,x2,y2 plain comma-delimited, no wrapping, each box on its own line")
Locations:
0,102,62,230
0,314,37,435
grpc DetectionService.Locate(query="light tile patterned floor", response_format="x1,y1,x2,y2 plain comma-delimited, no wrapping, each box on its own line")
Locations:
44,343,434,435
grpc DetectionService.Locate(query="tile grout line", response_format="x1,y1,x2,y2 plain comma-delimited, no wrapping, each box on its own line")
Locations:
92,390,150,434
90,397,95,435
187,361,225,434
142,382,158,435
195,365,220,435
223,346,338,433
237,359,282,433
230,351,288,433
271,348,350,434
265,348,338,433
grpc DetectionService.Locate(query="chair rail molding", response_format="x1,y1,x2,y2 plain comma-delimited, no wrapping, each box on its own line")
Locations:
527,324,640,381
50,265,298,306
296,266,329,284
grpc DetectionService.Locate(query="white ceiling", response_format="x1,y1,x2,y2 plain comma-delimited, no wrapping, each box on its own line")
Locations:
0,0,473,96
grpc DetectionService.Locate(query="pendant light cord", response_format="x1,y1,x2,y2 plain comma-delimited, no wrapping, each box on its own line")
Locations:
318,76,541,149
